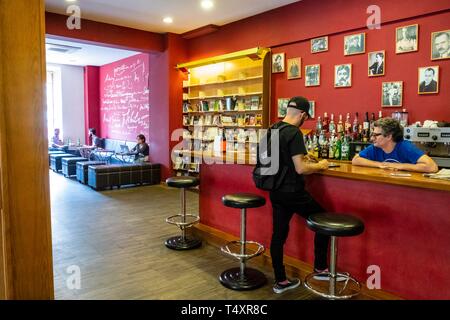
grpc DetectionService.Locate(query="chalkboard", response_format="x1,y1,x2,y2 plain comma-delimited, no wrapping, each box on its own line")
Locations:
100,53,150,141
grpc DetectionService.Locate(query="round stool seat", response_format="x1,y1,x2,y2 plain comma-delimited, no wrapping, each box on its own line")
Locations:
222,193,266,209
306,213,364,237
166,176,200,188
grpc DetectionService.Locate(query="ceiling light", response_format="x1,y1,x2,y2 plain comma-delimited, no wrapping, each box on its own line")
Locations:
163,17,173,24
201,0,214,10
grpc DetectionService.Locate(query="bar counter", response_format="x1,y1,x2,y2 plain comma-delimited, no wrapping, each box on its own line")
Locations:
197,154,450,299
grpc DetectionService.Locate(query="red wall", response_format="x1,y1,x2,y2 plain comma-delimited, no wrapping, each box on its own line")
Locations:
99,53,150,141
188,0,450,129
149,34,188,180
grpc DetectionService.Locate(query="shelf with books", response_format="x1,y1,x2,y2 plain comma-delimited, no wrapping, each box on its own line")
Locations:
176,47,271,173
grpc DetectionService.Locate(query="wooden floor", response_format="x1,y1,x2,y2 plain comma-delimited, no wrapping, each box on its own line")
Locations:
50,171,364,300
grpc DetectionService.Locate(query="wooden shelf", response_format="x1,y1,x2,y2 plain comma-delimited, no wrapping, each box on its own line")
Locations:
183,109,263,115
187,92,263,101
183,76,263,88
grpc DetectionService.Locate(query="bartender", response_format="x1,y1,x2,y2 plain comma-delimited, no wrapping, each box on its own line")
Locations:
352,117,438,173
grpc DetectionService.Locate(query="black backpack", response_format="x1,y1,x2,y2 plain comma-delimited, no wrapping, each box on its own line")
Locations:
252,123,290,191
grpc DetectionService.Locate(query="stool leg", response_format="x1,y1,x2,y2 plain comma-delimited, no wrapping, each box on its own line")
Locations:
240,208,246,279
329,236,338,296
181,187,186,241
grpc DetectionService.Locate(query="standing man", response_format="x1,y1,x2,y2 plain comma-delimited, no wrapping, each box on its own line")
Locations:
268,96,332,294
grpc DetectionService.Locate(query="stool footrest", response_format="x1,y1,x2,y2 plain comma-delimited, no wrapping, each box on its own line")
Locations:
304,271,361,300
221,241,265,261
165,214,200,228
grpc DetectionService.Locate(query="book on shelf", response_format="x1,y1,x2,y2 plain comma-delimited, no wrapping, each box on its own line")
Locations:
236,99,246,111
245,113,257,126
251,96,261,110
221,115,236,126
255,114,263,126
183,115,189,126
212,115,221,126
236,114,246,127
204,115,212,125
200,100,209,112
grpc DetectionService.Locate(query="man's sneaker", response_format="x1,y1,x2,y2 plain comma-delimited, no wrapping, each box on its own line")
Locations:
273,278,301,294
313,269,347,282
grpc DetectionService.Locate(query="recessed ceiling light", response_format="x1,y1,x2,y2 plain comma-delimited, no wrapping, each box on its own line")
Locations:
201,0,214,10
163,17,173,24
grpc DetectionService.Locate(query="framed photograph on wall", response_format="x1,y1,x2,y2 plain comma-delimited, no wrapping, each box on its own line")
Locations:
396,24,418,54
311,36,328,53
334,64,352,87
368,50,385,77
418,66,439,94
272,53,285,73
431,30,450,60
308,101,316,119
287,57,301,79
305,64,320,87
344,33,365,55
382,81,403,107
277,98,290,118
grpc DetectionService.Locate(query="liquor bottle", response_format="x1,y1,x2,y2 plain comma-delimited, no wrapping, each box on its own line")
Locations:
329,113,336,135
378,110,383,119
322,112,329,133
306,135,313,154
328,135,335,160
344,113,352,135
340,135,350,161
337,114,344,135
369,112,376,135
352,112,359,141
312,135,320,159
362,112,370,142
334,135,342,160
320,134,329,159
77,138,81,146
316,116,323,134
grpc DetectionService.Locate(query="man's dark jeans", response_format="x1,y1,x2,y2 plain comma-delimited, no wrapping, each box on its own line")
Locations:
269,190,329,282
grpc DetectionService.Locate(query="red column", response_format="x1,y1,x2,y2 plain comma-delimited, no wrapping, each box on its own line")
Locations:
84,66,100,144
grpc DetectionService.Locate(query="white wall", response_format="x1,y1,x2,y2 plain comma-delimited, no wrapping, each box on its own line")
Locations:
47,63,85,144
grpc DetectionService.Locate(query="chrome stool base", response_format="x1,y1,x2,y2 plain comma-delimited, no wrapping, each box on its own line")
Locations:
165,236,202,251
304,271,361,300
219,267,267,291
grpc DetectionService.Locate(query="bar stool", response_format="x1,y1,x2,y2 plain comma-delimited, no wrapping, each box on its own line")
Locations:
219,193,267,291
165,176,202,250
304,213,365,300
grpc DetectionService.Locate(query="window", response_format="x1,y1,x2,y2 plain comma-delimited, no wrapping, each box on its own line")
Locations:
46,66,63,143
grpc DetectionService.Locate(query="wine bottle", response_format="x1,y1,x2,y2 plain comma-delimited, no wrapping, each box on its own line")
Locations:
352,112,359,140
340,135,350,161
337,114,344,135
322,112,329,133
363,112,370,142
329,113,336,135
344,113,352,135
334,135,342,160
316,116,323,134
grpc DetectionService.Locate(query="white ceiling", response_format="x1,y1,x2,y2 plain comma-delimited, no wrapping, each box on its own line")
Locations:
45,37,140,66
45,0,300,34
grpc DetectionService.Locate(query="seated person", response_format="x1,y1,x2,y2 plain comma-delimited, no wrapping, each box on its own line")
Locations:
85,128,103,149
130,134,149,162
51,128,64,148
352,118,438,173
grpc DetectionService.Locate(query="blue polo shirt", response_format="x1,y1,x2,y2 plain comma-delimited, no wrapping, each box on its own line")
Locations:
358,140,424,164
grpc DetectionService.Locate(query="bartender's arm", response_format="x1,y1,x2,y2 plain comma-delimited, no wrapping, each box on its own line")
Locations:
352,154,438,173
292,155,328,175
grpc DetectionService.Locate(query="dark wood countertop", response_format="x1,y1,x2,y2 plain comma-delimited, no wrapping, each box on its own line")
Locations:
197,152,450,192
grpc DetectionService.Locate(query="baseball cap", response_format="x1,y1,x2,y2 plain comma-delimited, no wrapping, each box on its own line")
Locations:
287,96,311,118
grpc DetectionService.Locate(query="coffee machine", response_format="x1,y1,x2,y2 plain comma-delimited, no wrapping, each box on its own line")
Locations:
404,126,450,168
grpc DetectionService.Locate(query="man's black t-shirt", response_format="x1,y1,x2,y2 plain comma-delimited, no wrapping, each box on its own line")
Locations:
271,121,307,192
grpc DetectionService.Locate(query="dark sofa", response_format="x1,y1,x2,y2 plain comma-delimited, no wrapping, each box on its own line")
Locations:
87,163,161,190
